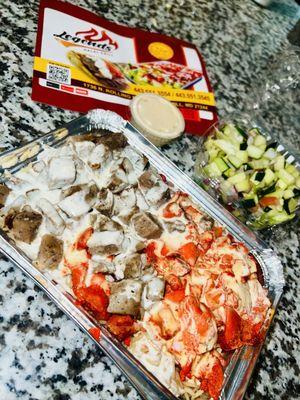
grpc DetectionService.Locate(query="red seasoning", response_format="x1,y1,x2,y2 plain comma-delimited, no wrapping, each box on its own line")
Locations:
32,0,217,135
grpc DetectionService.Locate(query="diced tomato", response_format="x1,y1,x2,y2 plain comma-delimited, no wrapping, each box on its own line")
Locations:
78,285,109,321
164,289,186,303
161,244,170,257
179,242,199,266
218,307,242,351
107,315,135,341
88,327,101,341
200,358,224,400
166,274,183,290
179,362,192,381
145,242,157,263
162,202,182,218
241,320,264,346
259,196,279,207
90,273,110,296
76,227,94,250
123,336,131,346
71,265,87,299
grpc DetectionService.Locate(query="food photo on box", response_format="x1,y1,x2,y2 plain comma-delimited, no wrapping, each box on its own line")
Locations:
0,1,299,400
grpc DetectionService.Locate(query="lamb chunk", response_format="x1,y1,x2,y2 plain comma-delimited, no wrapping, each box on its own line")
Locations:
97,132,127,150
108,279,143,316
35,234,63,270
138,169,170,206
10,208,42,243
0,184,10,208
87,230,124,256
95,189,114,216
48,157,76,189
138,170,155,189
132,212,162,239
114,253,143,280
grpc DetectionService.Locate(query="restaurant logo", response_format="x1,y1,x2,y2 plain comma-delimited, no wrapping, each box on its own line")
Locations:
54,27,119,52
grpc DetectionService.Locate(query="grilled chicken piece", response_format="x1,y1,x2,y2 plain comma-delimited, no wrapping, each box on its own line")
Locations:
108,279,143,316
48,157,76,189
113,188,138,223
74,141,95,160
0,184,10,208
61,185,82,198
8,207,42,243
36,234,63,270
87,230,124,256
138,169,170,206
95,188,114,216
132,212,162,239
88,144,111,170
38,198,65,236
58,184,97,218
106,164,128,193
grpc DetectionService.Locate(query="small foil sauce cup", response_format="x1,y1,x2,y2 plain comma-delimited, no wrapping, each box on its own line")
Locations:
130,93,185,146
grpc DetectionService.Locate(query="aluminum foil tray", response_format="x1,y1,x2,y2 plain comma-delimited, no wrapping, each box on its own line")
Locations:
0,109,284,400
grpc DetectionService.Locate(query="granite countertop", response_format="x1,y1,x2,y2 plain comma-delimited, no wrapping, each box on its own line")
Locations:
0,0,299,399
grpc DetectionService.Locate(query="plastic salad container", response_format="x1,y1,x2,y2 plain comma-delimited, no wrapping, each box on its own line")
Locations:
0,109,284,400
194,48,300,230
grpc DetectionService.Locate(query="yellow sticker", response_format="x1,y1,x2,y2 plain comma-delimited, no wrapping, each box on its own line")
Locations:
148,42,174,60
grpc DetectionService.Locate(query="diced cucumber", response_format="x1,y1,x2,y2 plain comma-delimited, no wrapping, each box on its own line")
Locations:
264,190,284,198
227,155,243,169
247,145,265,159
240,142,248,151
276,179,288,190
265,211,295,226
283,198,298,215
274,155,285,171
254,135,267,150
236,126,248,139
203,162,223,177
257,183,276,197
222,168,234,179
222,124,244,144
264,148,277,160
214,157,229,173
214,139,237,155
278,169,295,185
263,169,275,185
249,159,269,170
235,180,251,193
227,172,246,185
255,171,266,182
283,189,294,199
285,164,299,178
296,177,300,189
236,150,249,163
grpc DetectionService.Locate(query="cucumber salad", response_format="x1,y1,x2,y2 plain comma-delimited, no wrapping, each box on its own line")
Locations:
198,123,300,229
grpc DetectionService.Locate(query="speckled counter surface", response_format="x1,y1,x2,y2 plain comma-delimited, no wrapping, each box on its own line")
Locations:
0,0,299,399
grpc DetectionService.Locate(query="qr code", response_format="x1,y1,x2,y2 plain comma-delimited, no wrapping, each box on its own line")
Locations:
47,64,71,85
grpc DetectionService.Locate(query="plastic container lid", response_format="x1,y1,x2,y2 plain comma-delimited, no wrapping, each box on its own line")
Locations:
130,93,185,146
